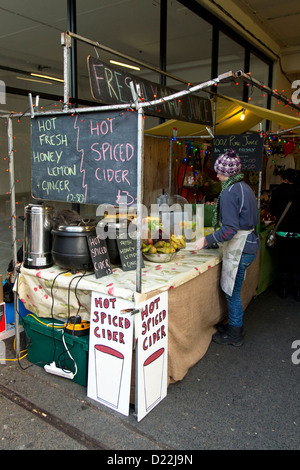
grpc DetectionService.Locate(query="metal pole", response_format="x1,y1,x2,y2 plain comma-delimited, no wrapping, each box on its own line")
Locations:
28,93,35,118
160,0,167,86
258,172,262,211
61,30,80,212
258,122,263,211
159,0,167,125
235,70,300,113
67,30,191,86
27,71,229,119
67,0,78,106
61,32,71,109
7,117,20,357
168,138,173,195
130,82,144,294
212,96,217,135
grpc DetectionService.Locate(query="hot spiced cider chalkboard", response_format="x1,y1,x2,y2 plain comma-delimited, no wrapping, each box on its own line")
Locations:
87,235,112,279
211,134,264,171
31,110,138,206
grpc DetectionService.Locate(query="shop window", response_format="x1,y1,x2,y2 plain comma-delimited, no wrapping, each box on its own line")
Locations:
165,1,212,89
249,53,270,108
217,32,245,100
76,0,161,102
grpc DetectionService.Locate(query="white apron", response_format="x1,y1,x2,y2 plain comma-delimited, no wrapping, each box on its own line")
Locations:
221,229,254,296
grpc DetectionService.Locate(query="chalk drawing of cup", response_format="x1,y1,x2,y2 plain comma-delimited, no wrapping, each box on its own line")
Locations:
143,347,165,411
94,345,124,409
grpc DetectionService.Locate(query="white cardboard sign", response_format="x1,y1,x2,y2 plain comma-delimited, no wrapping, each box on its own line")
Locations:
136,291,168,421
87,293,134,416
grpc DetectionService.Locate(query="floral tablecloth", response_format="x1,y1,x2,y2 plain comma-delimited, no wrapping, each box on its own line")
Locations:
17,244,223,321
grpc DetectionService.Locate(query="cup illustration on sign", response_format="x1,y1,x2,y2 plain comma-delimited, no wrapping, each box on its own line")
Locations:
94,345,124,409
143,347,165,411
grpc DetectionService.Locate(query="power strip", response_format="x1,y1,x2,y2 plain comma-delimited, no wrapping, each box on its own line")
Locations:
44,362,74,380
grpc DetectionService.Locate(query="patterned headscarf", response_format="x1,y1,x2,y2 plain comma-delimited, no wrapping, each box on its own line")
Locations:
214,148,242,177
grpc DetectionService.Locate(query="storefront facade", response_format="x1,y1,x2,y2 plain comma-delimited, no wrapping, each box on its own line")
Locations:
0,0,297,268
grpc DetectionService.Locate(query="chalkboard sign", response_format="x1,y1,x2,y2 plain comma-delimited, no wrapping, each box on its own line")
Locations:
116,233,144,272
31,110,138,206
211,135,263,171
87,56,212,126
87,235,112,279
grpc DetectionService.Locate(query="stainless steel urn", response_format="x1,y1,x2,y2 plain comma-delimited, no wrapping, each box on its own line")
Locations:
23,204,55,269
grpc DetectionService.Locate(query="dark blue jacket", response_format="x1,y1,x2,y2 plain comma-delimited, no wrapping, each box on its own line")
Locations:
206,181,260,254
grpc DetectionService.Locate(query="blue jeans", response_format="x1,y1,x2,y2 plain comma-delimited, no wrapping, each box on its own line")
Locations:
225,253,256,328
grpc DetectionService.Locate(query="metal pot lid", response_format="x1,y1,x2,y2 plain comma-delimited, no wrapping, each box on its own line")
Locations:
25,204,54,214
55,224,96,233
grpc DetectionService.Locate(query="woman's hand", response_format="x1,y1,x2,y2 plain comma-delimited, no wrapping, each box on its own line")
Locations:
193,237,207,251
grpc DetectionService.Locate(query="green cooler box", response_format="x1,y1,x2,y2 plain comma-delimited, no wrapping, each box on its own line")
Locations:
23,314,89,387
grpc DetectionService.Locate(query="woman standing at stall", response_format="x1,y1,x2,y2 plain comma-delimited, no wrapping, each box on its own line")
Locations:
194,149,260,346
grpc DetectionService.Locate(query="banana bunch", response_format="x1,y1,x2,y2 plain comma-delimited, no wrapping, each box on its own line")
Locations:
142,235,185,254
170,234,186,249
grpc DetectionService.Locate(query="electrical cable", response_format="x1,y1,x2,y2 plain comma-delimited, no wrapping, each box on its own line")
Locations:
0,6,63,32
7,264,91,375
56,271,93,375
48,269,70,364
0,333,28,362
61,331,77,377
56,272,86,373
26,313,65,329
9,267,67,370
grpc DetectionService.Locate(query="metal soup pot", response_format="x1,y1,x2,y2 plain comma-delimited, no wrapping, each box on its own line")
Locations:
23,204,55,269
51,224,96,274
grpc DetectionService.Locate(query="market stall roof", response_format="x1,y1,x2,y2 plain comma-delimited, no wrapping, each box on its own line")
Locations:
145,95,300,137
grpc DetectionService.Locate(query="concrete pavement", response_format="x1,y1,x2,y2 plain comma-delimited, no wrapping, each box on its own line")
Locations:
0,286,299,452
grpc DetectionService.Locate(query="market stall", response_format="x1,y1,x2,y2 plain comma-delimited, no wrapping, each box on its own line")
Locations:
17,242,259,386
5,82,261,419
4,58,230,419
5,32,300,420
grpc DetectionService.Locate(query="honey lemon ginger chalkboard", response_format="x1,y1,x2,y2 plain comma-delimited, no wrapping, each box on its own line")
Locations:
31,110,138,206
